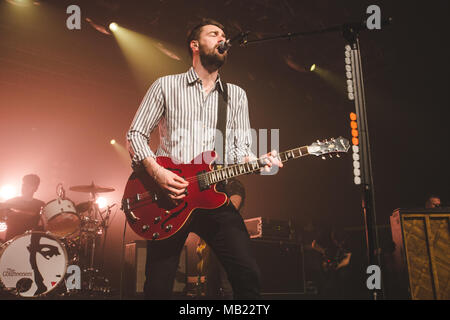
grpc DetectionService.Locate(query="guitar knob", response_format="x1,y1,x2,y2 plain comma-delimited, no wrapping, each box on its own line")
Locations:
154,216,161,223
164,210,170,215
152,232,159,239
165,224,173,232
142,225,150,232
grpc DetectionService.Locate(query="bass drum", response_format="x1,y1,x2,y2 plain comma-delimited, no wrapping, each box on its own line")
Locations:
0,231,68,297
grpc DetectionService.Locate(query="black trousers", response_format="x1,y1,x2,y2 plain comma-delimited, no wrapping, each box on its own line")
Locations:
144,203,261,300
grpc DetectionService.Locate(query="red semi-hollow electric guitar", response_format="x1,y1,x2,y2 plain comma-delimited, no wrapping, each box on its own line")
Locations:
121,137,350,240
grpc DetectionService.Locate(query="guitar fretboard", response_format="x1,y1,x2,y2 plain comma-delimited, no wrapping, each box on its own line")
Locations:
205,146,309,185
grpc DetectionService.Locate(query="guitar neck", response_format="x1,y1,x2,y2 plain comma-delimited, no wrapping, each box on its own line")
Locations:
205,145,310,185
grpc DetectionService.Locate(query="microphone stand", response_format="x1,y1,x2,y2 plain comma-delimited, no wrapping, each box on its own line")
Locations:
241,18,392,300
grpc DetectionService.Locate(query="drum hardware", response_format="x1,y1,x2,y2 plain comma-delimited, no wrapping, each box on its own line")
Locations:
0,182,117,298
67,182,116,295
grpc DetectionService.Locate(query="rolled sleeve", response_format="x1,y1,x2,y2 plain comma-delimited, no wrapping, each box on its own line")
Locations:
126,78,164,167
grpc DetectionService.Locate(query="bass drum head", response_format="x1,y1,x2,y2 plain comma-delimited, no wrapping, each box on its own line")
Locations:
0,231,68,297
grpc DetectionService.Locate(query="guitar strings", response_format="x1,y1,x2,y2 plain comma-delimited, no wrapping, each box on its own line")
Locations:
182,154,284,183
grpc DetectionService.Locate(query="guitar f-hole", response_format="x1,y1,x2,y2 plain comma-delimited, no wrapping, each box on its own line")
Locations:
161,202,188,229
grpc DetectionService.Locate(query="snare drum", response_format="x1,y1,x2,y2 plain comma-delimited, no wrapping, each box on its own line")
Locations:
42,198,80,239
0,231,68,297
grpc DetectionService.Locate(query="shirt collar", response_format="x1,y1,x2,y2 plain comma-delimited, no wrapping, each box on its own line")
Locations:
186,67,224,92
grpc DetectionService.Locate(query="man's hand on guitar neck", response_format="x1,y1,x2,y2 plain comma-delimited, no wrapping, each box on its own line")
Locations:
142,157,189,201
244,149,283,173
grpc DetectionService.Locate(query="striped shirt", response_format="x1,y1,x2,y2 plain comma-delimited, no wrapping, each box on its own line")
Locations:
127,67,254,167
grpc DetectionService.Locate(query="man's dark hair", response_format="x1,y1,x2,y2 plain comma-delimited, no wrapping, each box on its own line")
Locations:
23,174,40,188
186,18,225,57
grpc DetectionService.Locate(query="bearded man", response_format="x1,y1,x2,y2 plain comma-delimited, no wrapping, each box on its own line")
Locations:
127,18,282,299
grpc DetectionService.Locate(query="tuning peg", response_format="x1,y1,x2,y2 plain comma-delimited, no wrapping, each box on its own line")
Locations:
329,154,333,158
336,154,341,158
321,156,326,160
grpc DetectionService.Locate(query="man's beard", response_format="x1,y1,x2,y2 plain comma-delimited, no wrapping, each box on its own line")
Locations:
199,43,227,72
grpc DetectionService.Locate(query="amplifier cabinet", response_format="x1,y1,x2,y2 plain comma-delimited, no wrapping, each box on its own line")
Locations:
123,240,187,297
391,208,450,300
244,217,294,241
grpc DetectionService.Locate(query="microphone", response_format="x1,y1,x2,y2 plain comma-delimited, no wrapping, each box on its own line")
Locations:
217,31,250,54
218,40,231,54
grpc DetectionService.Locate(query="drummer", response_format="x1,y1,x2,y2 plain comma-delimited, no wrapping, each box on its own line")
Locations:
1,174,45,241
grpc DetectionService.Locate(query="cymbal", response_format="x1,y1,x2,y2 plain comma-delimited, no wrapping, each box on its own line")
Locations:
69,182,115,194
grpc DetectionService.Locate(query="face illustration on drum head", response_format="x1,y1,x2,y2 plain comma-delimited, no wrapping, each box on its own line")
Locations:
27,232,64,296
0,232,67,297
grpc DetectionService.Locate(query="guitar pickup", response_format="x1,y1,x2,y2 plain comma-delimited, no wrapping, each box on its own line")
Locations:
196,170,209,191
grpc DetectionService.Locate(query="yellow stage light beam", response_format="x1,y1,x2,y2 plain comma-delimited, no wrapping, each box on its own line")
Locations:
109,25,187,89
313,66,347,98
110,140,133,165
6,0,33,8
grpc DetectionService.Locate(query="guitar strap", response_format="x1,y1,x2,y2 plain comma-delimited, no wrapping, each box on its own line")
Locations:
215,81,228,167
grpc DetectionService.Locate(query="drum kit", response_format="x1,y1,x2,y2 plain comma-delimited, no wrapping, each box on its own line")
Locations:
0,182,116,298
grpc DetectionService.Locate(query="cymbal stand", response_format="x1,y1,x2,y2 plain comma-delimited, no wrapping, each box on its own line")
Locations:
81,192,100,291
81,192,111,294
100,204,114,272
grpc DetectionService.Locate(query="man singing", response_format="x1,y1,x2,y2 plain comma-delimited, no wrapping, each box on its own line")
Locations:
127,18,282,299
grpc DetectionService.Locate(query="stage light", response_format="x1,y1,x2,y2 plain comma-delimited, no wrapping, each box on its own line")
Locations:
110,139,116,145
310,64,316,72
96,197,107,209
350,112,361,185
0,222,7,232
344,47,354,99
0,185,17,201
109,22,118,31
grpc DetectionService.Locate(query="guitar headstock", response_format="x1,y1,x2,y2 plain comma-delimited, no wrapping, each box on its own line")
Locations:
307,136,350,159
